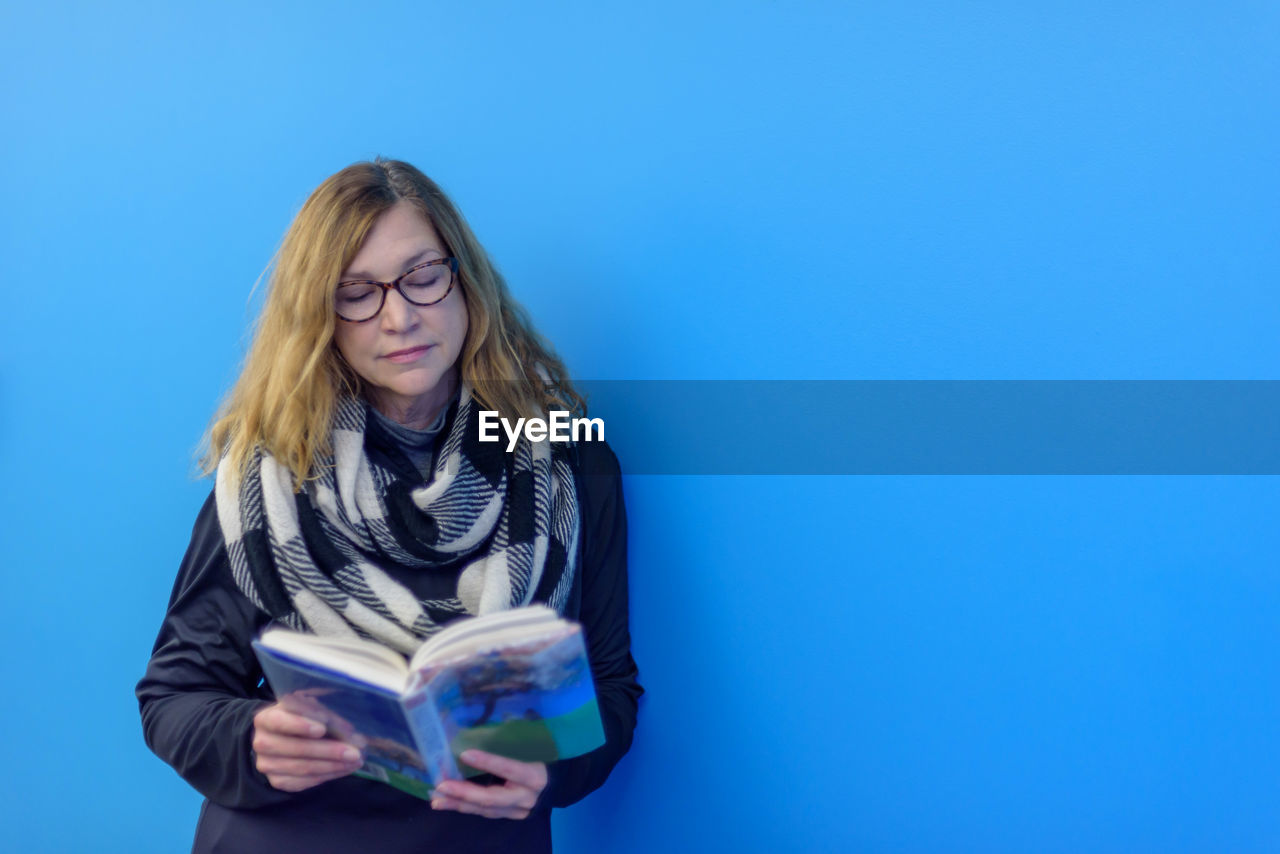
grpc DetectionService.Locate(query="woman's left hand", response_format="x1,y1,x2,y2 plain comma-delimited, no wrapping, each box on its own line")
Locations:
430,750,548,820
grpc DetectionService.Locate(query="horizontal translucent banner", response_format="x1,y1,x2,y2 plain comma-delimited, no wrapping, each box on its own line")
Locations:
554,381,1280,475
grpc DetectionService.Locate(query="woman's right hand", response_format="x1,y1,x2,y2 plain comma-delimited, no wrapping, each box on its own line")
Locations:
251,702,365,792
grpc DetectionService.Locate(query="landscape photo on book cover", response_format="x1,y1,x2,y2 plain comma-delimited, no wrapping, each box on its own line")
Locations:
425,630,604,775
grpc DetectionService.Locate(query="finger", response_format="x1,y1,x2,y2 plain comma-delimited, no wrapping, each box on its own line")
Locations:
435,779,537,812
256,751,363,778
431,795,529,821
255,706,327,738
327,716,358,739
459,750,547,790
254,732,362,763
266,768,358,792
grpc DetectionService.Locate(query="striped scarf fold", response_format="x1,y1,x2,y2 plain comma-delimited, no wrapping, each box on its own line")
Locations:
214,387,580,655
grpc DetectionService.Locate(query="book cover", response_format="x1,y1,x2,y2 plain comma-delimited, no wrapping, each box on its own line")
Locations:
254,645,451,799
423,628,605,775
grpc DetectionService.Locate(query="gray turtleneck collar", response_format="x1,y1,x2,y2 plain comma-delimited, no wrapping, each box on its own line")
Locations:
369,395,453,478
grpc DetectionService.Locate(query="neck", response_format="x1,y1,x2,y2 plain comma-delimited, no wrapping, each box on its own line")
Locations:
367,372,457,430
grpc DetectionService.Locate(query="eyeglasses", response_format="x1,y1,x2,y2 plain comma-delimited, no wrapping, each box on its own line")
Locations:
334,257,459,322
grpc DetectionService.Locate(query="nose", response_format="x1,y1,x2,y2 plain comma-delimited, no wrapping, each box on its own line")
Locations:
379,285,421,332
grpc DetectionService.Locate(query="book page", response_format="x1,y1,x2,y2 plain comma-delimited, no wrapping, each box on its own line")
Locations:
258,627,409,692
409,605,560,671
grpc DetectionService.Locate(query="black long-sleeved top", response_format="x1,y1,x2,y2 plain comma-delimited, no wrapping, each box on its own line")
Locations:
137,440,641,854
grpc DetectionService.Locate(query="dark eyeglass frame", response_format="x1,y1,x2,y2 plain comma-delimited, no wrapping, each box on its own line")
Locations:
334,257,460,322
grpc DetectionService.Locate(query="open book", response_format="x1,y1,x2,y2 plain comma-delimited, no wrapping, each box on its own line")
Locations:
251,605,605,800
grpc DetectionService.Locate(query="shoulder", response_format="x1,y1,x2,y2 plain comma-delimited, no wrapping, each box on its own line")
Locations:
567,438,624,524
570,437,622,480
165,489,232,606
195,487,220,528
189,488,225,556
566,440,626,575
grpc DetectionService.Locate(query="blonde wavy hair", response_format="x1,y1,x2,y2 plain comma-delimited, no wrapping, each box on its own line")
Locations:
203,158,584,489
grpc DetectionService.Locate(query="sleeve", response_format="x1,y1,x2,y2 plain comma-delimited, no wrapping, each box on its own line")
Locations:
135,491,294,809
539,441,644,808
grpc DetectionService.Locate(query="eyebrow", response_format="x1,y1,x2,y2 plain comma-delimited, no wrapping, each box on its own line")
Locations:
341,247,443,282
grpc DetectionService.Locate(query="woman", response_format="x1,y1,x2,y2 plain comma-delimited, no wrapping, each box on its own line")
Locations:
137,159,641,853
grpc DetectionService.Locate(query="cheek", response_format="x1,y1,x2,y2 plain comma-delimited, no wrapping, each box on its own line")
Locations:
332,324,369,371
456,304,470,347
332,326,352,363
449,299,470,355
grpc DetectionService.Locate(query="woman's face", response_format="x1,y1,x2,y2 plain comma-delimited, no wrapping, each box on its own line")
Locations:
332,201,469,427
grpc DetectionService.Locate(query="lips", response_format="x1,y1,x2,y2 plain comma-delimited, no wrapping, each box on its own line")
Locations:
382,345,433,364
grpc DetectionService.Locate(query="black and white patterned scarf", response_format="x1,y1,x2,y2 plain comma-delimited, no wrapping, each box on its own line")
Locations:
214,386,580,655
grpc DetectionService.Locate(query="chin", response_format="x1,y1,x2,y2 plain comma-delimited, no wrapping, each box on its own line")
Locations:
381,367,454,402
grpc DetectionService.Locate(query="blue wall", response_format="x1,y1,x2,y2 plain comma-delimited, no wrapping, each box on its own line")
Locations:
1,2,1276,851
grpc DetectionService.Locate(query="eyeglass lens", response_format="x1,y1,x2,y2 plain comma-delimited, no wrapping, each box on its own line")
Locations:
335,262,454,322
